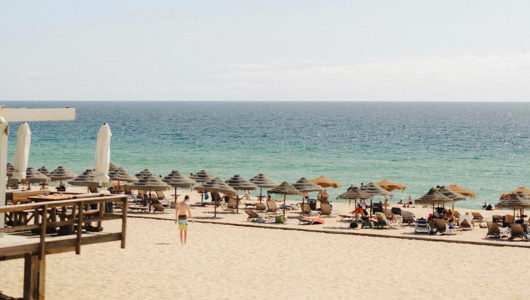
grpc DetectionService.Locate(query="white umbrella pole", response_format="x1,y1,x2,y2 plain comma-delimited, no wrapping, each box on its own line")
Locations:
0,117,8,237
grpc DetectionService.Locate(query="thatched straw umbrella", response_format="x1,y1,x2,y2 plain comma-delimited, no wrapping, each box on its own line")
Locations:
336,187,372,221
376,179,407,192
192,170,215,201
496,191,530,220
6,163,14,178
129,173,171,212
310,176,343,188
195,177,237,218
447,184,476,200
268,182,302,218
109,167,138,193
361,182,393,217
250,173,279,203
109,162,119,172
500,187,530,200
135,169,157,178
49,166,77,187
37,166,51,177
163,170,196,202
69,169,101,191
438,186,466,211
293,177,324,205
225,175,258,213
20,168,51,187
415,188,452,215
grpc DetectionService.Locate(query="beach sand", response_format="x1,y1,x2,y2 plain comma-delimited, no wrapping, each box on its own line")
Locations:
1,188,529,299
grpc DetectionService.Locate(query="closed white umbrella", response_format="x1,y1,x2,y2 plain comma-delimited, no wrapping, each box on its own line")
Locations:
12,122,31,182
94,123,112,186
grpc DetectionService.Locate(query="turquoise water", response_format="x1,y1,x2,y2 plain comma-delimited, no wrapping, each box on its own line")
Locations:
4,101,530,208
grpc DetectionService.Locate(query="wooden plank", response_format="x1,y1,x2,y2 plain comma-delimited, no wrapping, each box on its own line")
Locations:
39,205,47,260
0,195,128,213
0,107,76,122
24,253,39,300
76,205,83,255
121,198,127,249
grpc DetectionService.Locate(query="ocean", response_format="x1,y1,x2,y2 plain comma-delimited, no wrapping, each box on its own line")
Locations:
4,101,530,209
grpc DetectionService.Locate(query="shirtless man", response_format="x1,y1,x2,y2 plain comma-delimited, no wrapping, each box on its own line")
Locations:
175,195,194,245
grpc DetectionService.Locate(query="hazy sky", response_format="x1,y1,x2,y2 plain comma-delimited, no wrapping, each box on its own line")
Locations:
1,0,530,101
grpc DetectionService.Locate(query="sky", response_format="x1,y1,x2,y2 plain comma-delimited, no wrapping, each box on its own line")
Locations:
1,0,530,101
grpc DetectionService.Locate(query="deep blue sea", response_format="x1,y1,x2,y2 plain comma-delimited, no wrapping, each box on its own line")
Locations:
4,101,530,209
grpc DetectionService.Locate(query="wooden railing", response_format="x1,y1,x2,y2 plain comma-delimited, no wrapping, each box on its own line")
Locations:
0,195,128,257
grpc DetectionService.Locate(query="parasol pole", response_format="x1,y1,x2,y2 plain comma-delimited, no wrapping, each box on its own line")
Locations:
283,193,287,218
259,187,263,204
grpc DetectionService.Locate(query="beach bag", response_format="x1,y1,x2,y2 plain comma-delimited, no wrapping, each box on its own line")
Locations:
349,222,358,229
204,193,209,200
275,216,284,224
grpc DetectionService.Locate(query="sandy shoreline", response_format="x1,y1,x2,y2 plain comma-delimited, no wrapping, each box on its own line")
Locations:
1,187,529,299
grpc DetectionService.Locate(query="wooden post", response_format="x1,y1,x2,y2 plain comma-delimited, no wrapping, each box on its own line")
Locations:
283,194,286,218
121,197,127,249
76,205,83,255
24,253,45,300
39,205,47,260
97,201,104,231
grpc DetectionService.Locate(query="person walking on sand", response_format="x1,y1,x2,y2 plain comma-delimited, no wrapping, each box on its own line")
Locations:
175,195,194,245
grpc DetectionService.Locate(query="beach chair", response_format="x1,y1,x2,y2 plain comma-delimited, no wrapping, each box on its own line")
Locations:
223,198,238,211
471,212,484,223
300,203,320,217
245,210,274,222
88,186,99,193
414,218,430,234
374,212,395,229
503,215,515,228
320,202,335,218
453,211,461,219
156,191,167,200
401,211,416,226
458,215,473,230
486,222,501,238
492,215,503,225
266,201,279,214
434,219,447,234
383,209,394,221
509,224,527,241
255,203,267,212
391,207,402,216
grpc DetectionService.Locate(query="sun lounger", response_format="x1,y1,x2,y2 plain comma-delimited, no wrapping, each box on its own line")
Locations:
374,212,396,229
88,186,99,193
414,218,430,234
383,209,394,221
152,203,165,214
156,191,167,200
300,203,320,217
255,203,267,212
245,210,274,222
391,207,402,216
401,211,416,226
458,215,473,230
503,215,515,228
509,224,527,241
486,222,501,238
453,211,461,219
266,201,279,214
492,215,503,225
298,217,324,225
471,212,484,223
434,219,448,234
319,202,335,218
223,198,238,211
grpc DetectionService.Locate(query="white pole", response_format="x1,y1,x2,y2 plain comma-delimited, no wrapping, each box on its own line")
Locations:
0,117,9,238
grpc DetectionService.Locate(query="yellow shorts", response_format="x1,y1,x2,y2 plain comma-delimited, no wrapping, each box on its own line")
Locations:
178,218,188,230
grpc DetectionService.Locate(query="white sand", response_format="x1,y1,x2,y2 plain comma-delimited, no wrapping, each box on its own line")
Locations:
1,217,529,299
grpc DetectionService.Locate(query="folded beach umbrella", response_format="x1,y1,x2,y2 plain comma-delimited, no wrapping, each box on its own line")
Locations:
49,166,77,187
12,122,31,181
438,186,466,211
415,187,452,214
135,169,157,178
163,170,196,201
195,177,237,218
192,170,214,183
94,123,112,187
250,173,279,203
37,166,51,177
69,169,101,191
225,175,258,213
20,167,51,185
268,181,302,218
446,184,476,200
6,163,14,178
293,177,324,205
500,187,530,201
496,192,530,218
376,179,407,192
310,176,343,188
108,162,119,172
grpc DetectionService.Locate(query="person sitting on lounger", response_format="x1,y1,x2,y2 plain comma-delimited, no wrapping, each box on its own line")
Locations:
397,199,403,205
444,209,456,224
303,192,309,202
241,190,251,200
322,190,329,202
